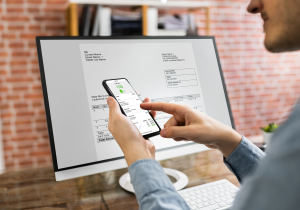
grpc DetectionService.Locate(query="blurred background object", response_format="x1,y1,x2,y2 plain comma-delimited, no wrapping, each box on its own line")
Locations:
0,0,300,172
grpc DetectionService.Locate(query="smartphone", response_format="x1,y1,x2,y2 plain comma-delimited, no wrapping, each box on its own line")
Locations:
102,78,161,139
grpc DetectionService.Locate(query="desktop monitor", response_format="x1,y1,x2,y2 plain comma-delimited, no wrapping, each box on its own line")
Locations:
36,36,234,182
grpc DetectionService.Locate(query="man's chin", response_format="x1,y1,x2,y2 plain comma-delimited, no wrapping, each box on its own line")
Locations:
264,35,300,53
264,38,285,53
264,40,281,53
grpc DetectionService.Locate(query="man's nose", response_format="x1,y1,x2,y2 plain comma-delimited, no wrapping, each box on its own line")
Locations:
247,0,263,14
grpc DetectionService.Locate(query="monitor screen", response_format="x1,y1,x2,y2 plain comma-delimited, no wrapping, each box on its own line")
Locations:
37,37,234,180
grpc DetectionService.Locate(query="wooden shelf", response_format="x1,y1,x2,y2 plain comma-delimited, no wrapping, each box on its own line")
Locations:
69,0,211,8
67,0,211,36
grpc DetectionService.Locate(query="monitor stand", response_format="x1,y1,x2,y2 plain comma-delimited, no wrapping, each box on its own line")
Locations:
119,168,188,193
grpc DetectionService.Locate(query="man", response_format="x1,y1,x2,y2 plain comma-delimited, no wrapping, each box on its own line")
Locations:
107,0,300,209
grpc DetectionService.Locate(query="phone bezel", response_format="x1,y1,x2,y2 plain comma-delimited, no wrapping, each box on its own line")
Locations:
102,78,161,139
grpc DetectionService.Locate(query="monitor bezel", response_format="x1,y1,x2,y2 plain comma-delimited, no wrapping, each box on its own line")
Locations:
36,36,235,172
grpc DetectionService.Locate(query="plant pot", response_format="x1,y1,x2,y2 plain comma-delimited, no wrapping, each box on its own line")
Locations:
262,131,274,146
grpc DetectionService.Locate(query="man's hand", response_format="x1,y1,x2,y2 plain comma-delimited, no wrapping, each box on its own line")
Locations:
140,102,242,158
107,97,155,166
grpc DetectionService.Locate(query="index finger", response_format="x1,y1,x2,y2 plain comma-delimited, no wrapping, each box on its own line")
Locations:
140,102,182,115
143,98,157,118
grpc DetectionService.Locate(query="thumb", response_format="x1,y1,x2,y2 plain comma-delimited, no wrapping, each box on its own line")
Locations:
107,96,122,119
160,126,192,139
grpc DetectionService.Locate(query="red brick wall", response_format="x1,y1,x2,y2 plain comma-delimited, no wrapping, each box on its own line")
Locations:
197,1,300,136
0,0,68,169
0,0,300,170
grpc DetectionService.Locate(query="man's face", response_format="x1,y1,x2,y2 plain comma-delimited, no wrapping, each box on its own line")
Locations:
247,0,300,53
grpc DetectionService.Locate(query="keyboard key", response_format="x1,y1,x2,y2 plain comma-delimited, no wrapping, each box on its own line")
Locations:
197,204,204,208
226,195,232,200
201,193,208,197
189,192,196,196
218,192,225,197
189,201,196,205
201,197,208,202
183,194,189,198
198,204,221,210
207,196,214,200
195,190,201,195
190,196,197,200
203,202,210,207
184,198,191,202
208,200,215,205
214,198,222,203
219,202,228,207
185,190,192,194
213,194,219,199
190,205,197,210
200,189,207,193
226,199,234,205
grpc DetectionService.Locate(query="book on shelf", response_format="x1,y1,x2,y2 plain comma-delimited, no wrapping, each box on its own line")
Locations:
98,7,112,36
111,8,142,36
79,5,92,36
92,5,101,36
112,8,141,21
147,7,158,36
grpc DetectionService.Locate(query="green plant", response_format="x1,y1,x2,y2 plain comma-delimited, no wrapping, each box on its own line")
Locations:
260,123,279,133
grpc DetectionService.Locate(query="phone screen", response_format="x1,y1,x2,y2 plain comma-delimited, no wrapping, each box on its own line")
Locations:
105,79,160,137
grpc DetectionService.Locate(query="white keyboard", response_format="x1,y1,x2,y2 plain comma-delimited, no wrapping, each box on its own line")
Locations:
178,179,239,210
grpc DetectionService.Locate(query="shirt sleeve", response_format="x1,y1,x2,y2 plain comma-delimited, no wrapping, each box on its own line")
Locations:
128,159,190,210
224,136,265,183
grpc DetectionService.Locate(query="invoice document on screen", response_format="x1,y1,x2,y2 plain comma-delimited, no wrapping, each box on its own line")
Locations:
79,43,206,162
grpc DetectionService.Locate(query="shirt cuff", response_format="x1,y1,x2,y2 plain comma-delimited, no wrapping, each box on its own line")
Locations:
128,159,176,202
224,136,265,183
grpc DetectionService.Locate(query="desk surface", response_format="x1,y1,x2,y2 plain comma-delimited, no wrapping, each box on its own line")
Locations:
0,149,238,210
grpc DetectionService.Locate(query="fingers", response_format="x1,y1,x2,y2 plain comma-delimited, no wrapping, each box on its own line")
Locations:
143,97,157,118
150,110,157,119
143,97,150,103
140,102,182,115
160,126,191,139
164,116,179,128
107,96,122,120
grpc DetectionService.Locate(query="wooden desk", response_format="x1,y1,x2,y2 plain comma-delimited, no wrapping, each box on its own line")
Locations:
0,150,238,209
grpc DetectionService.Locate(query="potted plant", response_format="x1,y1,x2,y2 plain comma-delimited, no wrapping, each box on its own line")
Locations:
260,123,279,146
